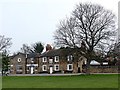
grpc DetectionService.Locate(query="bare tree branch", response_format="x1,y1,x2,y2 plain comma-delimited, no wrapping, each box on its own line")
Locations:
54,3,117,74
0,35,12,51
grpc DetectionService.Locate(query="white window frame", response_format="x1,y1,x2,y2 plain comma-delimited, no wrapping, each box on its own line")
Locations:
42,65,47,71
42,57,47,62
26,66,30,71
54,56,59,62
26,64,38,67
67,64,73,71
67,55,73,61
17,58,21,62
10,65,13,67
54,64,59,71
35,66,38,71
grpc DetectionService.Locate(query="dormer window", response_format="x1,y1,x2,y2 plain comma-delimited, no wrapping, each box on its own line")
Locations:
17,58,21,62
42,57,47,62
54,56,59,62
67,55,73,61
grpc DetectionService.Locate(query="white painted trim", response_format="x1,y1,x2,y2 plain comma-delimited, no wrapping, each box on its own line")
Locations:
103,62,108,65
67,56,70,61
49,59,53,63
54,64,59,71
26,64,38,66
10,65,13,67
67,55,73,61
42,65,47,71
42,57,47,62
67,64,73,71
31,67,34,74
16,70,22,72
50,67,53,74
17,58,21,62
54,56,59,62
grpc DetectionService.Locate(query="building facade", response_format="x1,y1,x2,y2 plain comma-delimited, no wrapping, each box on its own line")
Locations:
9,48,87,74
9,53,26,74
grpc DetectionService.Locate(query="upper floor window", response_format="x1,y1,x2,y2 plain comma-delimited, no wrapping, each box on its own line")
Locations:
30,58,34,60
54,56,59,62
42,57,47,62
49,59,53,63
31,58,34,63
67,55,73,61
17,58,21,62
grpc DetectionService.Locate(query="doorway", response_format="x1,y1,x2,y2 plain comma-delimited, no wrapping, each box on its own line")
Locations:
78,67,81,73
31,66,34,74
50,66,53,74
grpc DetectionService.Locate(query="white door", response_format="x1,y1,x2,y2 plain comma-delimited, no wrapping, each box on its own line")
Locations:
31,67,34,74
50,67,53,74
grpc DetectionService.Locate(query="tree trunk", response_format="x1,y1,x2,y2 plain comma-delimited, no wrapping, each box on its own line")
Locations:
86,59,91,74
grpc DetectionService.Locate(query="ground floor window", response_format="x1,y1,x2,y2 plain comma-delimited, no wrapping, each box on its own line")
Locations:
67,64,73,71
16,65,23,74
42,65,47,71
26,66,30,71
54,64,59,71
16,71,23,74
16,65,22,71
35,66,38,71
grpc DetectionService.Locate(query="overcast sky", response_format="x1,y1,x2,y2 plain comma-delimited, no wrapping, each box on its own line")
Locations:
0,0,119,54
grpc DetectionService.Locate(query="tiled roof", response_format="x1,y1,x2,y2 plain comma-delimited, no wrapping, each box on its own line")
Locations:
40,48,76,57
9,52,40,59
27,53,40,58
9,52,26,59
40,49,61,57
9,48,80,58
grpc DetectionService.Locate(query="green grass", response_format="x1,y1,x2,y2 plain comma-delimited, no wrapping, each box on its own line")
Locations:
0,76,2,89
2,74,118,88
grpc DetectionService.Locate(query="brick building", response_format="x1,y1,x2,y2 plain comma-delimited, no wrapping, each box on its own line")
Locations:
9,46,87,74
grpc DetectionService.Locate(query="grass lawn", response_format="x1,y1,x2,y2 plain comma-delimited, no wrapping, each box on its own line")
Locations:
2,74,118,88
0,76,2,89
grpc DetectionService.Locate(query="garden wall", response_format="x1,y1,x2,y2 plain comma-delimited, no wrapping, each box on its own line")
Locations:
89,66,118,73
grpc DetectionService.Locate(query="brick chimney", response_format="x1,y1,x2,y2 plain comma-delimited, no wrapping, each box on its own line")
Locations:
46,44,52,51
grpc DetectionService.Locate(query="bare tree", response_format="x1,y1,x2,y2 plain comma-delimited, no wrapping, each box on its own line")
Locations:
21,42,44,54
54,17,80,48
0,35,12,51
20,44,34,54
113,42,120,59
54,3,116,74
